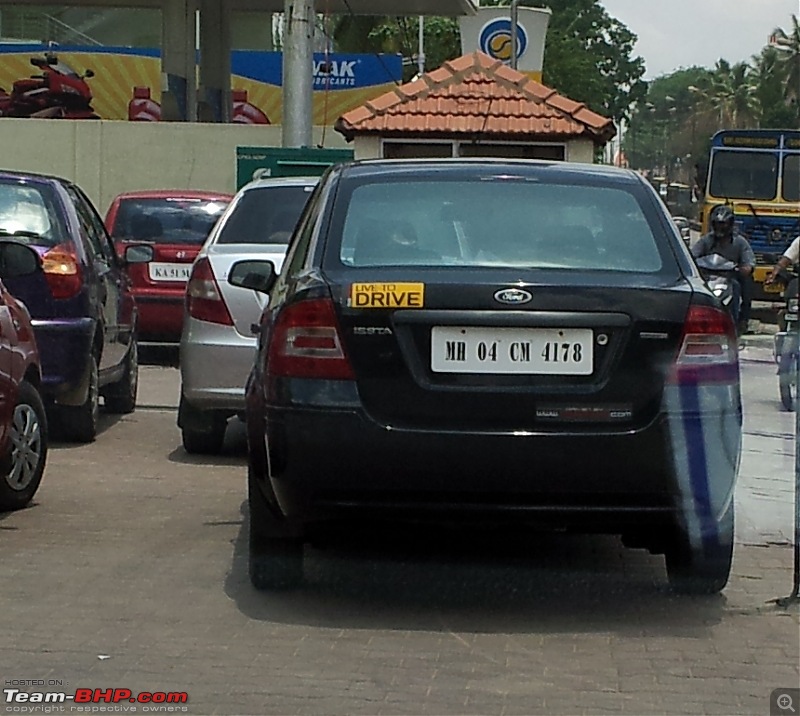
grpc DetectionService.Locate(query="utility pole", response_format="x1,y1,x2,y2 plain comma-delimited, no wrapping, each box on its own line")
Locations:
282,0,314,148
417,16,425,77
510,0,520,70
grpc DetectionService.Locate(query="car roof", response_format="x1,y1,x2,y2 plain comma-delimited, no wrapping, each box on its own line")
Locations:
0,169,68,186
239,176,320,192
336,158,644,186
111,190,234,201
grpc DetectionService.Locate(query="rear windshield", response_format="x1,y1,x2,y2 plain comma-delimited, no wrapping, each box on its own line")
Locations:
110,197,229,244
334,178,664,273
216,185,315,245
0,180,67,246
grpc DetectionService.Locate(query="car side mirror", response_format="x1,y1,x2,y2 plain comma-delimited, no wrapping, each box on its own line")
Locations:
84,69,95,79
228,260,276,294
0,241,42,279
124,244,154,264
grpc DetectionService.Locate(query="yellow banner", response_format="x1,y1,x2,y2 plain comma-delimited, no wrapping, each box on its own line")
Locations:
0,49,396,123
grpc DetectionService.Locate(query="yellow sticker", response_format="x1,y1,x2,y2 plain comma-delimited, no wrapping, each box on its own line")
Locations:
350,283,425,309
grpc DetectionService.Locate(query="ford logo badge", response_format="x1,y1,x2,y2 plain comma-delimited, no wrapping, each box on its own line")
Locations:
494,288,532,305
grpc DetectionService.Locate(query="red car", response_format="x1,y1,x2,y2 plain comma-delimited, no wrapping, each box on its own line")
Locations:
0,240,48,511
105,191,232,342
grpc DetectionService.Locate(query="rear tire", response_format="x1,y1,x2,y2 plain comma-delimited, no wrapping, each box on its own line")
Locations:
248,464,303,590
104,340,138,414
181,419,227,455
0,381,48,511
779,352,796,412
59,355,99,443
665,505,734,595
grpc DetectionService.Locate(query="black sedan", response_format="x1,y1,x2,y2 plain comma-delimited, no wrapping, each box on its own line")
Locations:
234,159,742,595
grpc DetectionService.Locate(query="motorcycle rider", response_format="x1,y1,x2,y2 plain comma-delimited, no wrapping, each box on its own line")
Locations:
691,205,755,330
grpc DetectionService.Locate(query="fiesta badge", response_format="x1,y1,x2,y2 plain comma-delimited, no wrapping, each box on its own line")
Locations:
494,287,532,305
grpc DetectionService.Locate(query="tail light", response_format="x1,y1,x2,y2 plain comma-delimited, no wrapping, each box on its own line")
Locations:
670,305,738,384
42,244,82,299
186,258,233,325
268,298,355,380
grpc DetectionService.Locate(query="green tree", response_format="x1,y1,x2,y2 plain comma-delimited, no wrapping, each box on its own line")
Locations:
690,60,760,129
751,46,796,128
772,14,800,103
330,15,460,81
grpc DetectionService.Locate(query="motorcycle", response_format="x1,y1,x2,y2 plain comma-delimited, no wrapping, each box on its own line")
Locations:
771,265,799,411
0,52,99,119
695,253,740,320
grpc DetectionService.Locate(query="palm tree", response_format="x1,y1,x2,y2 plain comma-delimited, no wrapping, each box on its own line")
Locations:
691,60,760,129
771,14,800,102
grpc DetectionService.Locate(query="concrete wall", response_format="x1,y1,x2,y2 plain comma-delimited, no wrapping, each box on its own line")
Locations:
566,139,596,164
352,136,380,160
0,119,349,214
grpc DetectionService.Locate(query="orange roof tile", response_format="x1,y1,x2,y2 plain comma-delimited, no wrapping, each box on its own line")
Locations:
335,51,615,144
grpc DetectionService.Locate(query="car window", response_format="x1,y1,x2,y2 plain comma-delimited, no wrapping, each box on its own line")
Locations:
110,198,229,245
281,183,325,279
0,180,67,246
335,179,665,273
216,185,315,245
63,185,104,259
72,186,121,263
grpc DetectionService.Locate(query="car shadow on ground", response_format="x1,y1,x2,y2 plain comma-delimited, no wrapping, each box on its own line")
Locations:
167,418,248,466
222,500,726,635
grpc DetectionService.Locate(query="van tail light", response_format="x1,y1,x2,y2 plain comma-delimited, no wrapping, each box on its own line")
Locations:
186,258,233,325
670,305,738,384
268,298,355,380
42,244,82,299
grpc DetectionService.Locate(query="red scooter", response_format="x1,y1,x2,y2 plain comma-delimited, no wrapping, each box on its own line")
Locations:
0,52,100,119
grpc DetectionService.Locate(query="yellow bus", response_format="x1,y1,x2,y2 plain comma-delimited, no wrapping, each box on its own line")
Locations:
701,129,800,300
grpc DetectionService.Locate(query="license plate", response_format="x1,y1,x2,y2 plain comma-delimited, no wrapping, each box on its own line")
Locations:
431,326,593,375
148,263,191,282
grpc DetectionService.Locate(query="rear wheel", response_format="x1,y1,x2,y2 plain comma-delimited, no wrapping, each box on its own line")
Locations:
248,464,303,590
59,355,99,443
665,505,734,595
103,340,138,414
181,419,227,455
779,352,796,412
0,381,48,511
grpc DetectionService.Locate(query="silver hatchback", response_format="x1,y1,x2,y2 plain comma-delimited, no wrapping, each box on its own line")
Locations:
178,176,318,454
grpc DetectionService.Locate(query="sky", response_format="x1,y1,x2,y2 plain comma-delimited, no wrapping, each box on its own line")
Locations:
599,0,799,78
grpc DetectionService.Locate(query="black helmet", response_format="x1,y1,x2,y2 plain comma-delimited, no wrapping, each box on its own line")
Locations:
710,205,735,238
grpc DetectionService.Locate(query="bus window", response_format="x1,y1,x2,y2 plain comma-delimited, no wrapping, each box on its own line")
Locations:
783,155,800,202
709,151,778,201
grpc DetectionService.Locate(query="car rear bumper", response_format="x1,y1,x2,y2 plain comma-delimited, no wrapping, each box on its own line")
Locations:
133,290,185,342
180,316,256,411
31,318,93,397
260,380,740,539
